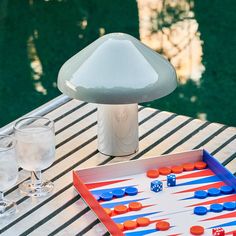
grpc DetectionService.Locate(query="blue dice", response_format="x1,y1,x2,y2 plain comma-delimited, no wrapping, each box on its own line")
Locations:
151,180,163,192
167,174,176,187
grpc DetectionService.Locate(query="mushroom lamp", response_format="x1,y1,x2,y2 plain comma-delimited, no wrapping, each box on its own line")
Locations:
57,33,177,156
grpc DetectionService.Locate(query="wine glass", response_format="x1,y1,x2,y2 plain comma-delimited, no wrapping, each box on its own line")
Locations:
14,117,55,197
0,135,18,217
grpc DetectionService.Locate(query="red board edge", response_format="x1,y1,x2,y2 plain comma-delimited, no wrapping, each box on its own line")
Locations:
73,171,124,236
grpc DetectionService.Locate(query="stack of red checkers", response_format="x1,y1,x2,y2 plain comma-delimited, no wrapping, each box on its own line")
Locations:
146,161,207,179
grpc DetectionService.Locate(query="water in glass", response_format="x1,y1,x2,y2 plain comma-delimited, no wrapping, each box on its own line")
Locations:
15,127,55,171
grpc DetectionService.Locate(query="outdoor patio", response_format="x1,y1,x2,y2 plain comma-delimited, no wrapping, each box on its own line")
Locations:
0,95,235,235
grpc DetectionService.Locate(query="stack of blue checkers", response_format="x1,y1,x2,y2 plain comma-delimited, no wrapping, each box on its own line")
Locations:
194,185,234,199
93,186,138,201
193,185,235,215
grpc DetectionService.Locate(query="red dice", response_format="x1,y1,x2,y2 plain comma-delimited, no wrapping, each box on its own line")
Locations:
212,228,225,236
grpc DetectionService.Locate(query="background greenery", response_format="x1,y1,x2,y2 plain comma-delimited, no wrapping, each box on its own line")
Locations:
0,0,235,127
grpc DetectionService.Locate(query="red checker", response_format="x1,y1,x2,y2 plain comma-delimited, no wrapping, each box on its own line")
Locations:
182,163,195,171
156,221,170,231
194,161,207,170
103,208,112,216
114,205,128,214
190,225,204,235
146,169,159,178
116,223,124,231
136,217,150,227
124,220,137,230
159,167,171,175
171,166,184,174
129,202,142,211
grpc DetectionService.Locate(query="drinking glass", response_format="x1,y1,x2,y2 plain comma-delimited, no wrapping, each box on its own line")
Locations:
0,135,18,217
14,117,55,197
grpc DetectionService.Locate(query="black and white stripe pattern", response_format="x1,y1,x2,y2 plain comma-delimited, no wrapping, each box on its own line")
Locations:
0,95,235,236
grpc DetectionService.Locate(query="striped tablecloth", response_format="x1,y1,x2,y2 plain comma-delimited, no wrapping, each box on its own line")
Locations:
0,95,235,236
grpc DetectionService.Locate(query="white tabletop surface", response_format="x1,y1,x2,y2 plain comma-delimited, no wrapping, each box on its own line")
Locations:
0,95,235,236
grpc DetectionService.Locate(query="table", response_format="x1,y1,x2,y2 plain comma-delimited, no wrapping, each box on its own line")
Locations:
0,95,235,236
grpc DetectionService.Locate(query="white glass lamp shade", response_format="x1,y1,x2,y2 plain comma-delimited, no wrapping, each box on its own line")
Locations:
57,33,178,156
57,33,177,104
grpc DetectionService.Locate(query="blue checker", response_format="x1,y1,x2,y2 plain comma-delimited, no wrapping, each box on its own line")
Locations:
223,202,236,211
208,188,221,196
112,189,125,198
194,206,208,215
194,190,208,199
210,203,224,213
100,192,113,201
93,194,100,201
125,187,138,196
220,185,234,194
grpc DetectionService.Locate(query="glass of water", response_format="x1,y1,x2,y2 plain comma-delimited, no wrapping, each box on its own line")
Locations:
0,135,18,217
14,117,55,197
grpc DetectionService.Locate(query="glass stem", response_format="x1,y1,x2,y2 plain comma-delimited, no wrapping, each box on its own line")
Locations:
0,191,4,202
31,171,42,187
